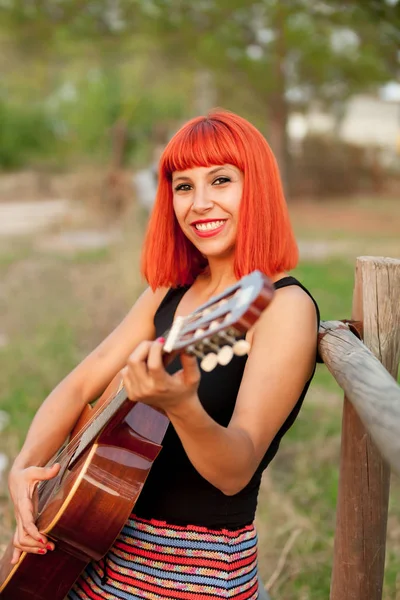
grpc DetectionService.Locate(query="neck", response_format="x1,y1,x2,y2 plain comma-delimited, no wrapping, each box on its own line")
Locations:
199,258,288,295
200,256,237,294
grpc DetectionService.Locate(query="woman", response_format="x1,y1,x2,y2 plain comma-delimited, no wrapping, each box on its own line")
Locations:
8,110,319,599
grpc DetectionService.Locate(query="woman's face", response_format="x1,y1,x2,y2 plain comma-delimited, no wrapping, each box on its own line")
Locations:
172,164,244,260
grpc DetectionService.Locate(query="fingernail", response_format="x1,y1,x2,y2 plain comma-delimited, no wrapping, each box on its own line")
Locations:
46,544,53,551
156,337,165,344
39,538,45,544
38,549,46,554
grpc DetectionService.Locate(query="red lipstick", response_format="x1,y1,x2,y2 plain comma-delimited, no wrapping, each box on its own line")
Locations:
191,219,227,238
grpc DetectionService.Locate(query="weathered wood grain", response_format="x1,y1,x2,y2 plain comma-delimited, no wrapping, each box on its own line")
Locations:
326,256,400,600
319,321,400,474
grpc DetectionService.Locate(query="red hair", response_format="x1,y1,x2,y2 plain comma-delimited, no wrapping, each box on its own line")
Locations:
141,109,298,289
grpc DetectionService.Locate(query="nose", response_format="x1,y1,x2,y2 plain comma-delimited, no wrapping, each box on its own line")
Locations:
192,184,214,213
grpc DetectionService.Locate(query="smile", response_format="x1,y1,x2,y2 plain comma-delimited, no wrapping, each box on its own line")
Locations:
191,220,227,238
194,220,226,231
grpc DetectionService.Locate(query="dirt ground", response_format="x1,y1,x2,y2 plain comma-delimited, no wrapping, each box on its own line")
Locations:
290,197,400,236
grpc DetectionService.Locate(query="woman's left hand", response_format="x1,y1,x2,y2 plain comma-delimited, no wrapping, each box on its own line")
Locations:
121,338,201,412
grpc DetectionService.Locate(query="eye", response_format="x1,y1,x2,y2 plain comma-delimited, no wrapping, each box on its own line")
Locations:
174,183,192,192
212,176,231,186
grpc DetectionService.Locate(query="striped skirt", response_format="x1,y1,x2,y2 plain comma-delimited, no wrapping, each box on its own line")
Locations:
68,514,259,599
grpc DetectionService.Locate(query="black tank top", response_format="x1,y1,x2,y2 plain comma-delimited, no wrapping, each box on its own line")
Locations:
134,276,320,529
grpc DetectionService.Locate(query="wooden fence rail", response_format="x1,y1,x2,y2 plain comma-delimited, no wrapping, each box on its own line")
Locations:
318,320,400,475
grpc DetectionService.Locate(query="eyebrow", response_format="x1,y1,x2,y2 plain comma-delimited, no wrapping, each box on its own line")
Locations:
172,166,232,183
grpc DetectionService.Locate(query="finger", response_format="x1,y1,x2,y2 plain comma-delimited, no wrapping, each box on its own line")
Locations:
127,341,153,366
125,341,153,393
28,463,61,483
14,521,45,551
180,353,201,386
126,342,153,379
11,547,22,565
17,497,42,542
13,540,48,555
121,366,136,400
15,527,54,552
14,535,46,552
147,338,166,380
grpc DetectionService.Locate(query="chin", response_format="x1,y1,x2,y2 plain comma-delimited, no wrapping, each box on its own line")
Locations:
200,244,235,260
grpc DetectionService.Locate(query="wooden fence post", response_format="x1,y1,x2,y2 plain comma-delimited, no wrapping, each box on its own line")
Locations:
330,256,400,600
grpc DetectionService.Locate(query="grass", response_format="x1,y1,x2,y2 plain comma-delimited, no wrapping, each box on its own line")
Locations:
0,242,33,267
0,322,79,436
0,197,399,599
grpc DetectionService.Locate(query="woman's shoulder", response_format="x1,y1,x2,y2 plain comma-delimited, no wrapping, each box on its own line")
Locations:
273,275,319,319
124,286,171,330
249,272,318,338
142,285,170,306
245,273,319,349
151,284,190,316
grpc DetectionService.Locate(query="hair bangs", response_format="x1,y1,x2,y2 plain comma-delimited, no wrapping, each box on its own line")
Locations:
161,117,245,179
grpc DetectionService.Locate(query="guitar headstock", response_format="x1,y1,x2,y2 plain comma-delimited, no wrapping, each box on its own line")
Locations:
163,270,275,372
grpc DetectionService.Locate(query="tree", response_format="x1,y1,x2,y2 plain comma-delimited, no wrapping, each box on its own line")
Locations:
0,0,398,189
136,0,399,194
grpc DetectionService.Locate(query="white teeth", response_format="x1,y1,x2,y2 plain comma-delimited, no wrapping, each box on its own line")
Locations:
195,220,225,231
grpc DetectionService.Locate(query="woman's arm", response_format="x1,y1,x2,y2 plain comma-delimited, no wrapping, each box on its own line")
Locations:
9,285,167,561
123,286,318,496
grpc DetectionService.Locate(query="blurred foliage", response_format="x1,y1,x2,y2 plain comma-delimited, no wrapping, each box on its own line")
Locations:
292,136,374,197
0,98,56,169
0,0,398,176
51,65,187,164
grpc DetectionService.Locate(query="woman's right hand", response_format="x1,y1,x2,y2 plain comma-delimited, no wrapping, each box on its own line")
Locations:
8,463,61,564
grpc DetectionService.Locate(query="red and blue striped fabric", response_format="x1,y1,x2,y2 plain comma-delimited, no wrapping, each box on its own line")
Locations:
68,514,259,599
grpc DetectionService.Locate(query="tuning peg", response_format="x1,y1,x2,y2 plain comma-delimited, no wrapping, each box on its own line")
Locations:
219,331,236,344
233,339,251,356
217,345,234,366
187,345,204,359
201,337,220,353
201,353,219,372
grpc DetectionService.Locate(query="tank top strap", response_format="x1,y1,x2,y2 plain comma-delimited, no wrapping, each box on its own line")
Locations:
273,275,298,290
154,286,190,337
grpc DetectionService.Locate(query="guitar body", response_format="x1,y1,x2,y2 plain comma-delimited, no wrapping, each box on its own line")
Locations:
0,376,169,599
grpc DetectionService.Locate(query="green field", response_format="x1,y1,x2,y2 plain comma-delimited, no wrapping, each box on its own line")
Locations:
0,199,399,599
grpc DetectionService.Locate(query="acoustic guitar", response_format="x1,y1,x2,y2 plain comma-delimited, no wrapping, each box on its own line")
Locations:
0,270,274,599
